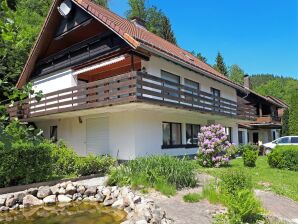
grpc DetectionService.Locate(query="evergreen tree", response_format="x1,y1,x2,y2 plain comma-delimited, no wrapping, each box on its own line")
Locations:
214,52,228,76
289,90,298,135
126,0,177,45
93,0,109,8
229,64,245,85
282,108,289,136
159,16,176,45
191,51,207,63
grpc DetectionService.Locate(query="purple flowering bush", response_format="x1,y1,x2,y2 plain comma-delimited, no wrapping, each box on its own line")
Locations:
198,124,231,167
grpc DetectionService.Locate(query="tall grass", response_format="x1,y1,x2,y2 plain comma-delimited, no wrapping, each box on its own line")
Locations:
109,156,197,195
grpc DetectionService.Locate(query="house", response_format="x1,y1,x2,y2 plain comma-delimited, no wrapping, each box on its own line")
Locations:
8,0,285,160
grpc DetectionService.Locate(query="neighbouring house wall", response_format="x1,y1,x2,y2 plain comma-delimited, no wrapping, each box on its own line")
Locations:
31,69,77,94
142,56,237,102
247,128,280,145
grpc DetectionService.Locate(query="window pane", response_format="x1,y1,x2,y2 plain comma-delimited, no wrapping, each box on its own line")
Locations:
291,137,298,143
186,124,192,144
279,137,289,143
192,125,200,144
185,79,199,93
238,131,244,144
162,123,171,145
50,126,58,142
171,123,181,145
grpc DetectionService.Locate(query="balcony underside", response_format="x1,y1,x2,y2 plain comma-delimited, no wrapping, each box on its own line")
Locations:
8,72,256,121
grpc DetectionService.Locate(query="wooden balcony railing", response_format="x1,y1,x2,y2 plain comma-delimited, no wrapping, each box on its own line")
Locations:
7,71,257,120
256,115,281,123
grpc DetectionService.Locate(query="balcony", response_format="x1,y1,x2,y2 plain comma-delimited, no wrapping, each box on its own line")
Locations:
256,115,281,123
7,72,256,120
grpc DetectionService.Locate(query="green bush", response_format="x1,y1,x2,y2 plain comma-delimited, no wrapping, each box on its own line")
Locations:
237,144,259,156
268,146,298,171
76,154,116,176
220,169,252,195
226,189,264,224
183,193,204,203
0,141,52,187
243,148,258,167
51,141,79,176
109,156,196,194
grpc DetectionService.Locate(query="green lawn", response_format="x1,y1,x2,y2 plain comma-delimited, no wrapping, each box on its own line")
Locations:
198,156,298,202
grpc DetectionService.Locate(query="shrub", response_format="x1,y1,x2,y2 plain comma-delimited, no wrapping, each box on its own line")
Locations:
0,141,52,187
183,193,204,203
202,184,224,205
226,189,264,224
197,124,231,167
109,156,196,195
220,169,252,195
51,141,79,176
268,146,298,171
243,148,258,167
237,144,258,156
76,154,116,176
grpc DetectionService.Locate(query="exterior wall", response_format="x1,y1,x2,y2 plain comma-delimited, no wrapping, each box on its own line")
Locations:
34,109,239,160
142,56,237,102
247,128,281,145
31,69,77,94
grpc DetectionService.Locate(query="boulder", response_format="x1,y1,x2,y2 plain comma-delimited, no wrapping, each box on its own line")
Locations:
23,195,43,207
6,198,17,208
133,196,141,204
0,206,9,212
0,198,6,207
65,184,76,195
135,220,147,224
95,193,105,202
77,185,85,194
72,193,82,201
37,186,52,199
57,195,72,203
102,188,111,197
58,187,66,195
84,186,97,196
43,195,57,205
26,188,38,196
15,192,26,204
103,197,116,206
112,198,125,209
50,185,59,195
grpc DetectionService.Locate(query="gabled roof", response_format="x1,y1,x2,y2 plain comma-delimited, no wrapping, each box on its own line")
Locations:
17,0,245,91
266,96,288,108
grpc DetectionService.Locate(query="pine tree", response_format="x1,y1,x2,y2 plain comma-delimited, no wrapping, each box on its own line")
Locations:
93,0,109,8
289,90,298,135
191,51,207,63
159,16,176,45
214,52,228,76
126,0,147,21
282,108,289,136
229,64,245,84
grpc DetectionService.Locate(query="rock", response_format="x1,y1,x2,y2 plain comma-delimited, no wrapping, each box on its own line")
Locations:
88,196,99,202
111,186,118,192
0,198,6,207
124,206,132,214
72,193,82,201
97,186,104,193
95,193,105,202
65,184,76,195
0,206,9,212
57,195,72,203
19,205,24,209
10,203,19,210
58,187,66,195
26,188,38,196
112,189,120,198
15,192,26,204
84,186,97,196
50,185,59,195
133,196,141,204
37,186,52,199
59,182,67,189
43,195,57,204
135,220,147,224
23,195,43,207
103,197,116,206
6,198,17,208
102,188,111,197
112,198,124,209
77,185,86,195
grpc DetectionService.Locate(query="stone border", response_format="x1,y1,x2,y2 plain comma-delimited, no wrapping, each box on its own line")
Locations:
0,180,173,224
0,174,103,195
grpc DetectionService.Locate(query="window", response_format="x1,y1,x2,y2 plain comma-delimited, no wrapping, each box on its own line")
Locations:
184,79,200,106
291,137,298,143
186,124,200,145
50,126,58,142
161,70,180,99
225,127,232,143
238,131,244,144
211,88,221,112
276,137,289,144
162,122,182,148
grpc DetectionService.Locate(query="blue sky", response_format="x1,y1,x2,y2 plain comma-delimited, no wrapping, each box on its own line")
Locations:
109,0,298,79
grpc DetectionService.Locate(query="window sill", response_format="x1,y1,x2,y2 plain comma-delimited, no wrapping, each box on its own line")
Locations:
162,144,198,149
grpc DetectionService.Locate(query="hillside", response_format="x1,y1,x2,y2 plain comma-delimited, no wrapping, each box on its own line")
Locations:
250,74,298,104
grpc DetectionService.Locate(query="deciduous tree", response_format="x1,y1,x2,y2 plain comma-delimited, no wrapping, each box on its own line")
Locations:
229,64,245,85
289,90,298,135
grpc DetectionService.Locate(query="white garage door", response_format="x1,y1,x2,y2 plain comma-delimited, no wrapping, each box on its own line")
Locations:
86,117,109,155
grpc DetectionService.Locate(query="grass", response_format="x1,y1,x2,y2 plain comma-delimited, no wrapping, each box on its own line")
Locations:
198,156,298,202
183,192,204,203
